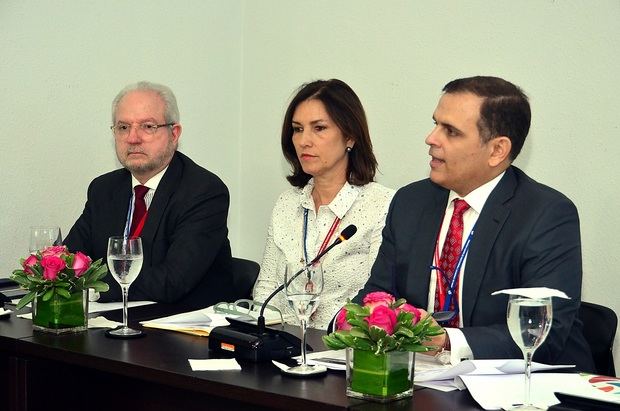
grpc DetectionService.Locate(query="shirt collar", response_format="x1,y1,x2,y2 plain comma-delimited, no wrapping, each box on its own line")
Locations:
299,178,362,219
131,166,169,192
447,171,505,214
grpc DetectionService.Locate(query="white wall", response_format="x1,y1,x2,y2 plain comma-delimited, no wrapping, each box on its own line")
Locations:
238,1,620,374
0,0,243,266
1,1,618,374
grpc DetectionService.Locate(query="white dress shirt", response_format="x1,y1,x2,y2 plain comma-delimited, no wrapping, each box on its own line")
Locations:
124,167,168,235
253,179,395,329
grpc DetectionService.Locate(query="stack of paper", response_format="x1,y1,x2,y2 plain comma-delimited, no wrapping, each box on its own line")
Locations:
298,351,619,411
462,373,620,410
415,358,573,391
141,308,218,336
304,349,347,370
140,305,283,337
90,300,155,313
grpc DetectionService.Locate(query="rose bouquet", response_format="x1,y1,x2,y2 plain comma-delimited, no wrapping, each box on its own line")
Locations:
10,245,109,310
322,291,443,355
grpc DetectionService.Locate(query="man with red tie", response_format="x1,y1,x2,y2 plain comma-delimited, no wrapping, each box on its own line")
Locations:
64,81,236,309
356,76,594,372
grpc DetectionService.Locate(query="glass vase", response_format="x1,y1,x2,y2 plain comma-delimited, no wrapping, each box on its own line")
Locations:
345,347,415,402
32,289,88,334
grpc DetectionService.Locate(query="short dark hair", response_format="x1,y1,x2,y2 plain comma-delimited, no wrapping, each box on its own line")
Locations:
281,79,377,187
443,76,531,161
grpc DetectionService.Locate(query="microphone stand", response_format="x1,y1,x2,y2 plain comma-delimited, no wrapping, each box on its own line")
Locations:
208,225,356,361
256,263,313,334
256,225,357,334
208,263,315,362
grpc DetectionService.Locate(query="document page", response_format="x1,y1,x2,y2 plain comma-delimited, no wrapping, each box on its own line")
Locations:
460,372,620,410
140,304,283,337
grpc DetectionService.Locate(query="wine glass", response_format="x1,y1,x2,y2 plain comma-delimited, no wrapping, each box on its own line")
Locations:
105,236,144,338
282,261,326,376
506,294,553,410
29,226,62,253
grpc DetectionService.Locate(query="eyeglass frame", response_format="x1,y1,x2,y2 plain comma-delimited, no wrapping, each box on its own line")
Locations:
213,299,284,324
110,122,175,137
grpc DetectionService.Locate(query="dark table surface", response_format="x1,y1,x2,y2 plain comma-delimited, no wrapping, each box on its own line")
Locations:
1,301,484,411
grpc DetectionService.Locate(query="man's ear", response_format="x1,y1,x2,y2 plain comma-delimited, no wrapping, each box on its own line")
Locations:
488,136,511,167
171,124,182,145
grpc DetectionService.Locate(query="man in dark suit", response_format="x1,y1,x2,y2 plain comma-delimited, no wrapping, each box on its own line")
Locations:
65,81,236,310
357,76,594,371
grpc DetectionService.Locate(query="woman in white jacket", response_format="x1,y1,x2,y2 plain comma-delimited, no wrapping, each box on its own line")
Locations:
253,79,394,329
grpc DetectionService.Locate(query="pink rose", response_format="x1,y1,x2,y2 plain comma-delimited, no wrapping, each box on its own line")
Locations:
365,305,397,335
398,303,421,324
72,252,91,277
40,245,68,258
363,291,395,311
22,254,39,275
40,255,66,281
335,308,351,331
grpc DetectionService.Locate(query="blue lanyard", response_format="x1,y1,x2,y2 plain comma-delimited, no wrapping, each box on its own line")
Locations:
123,194,136,239
303,208,310,264
431,225,476,312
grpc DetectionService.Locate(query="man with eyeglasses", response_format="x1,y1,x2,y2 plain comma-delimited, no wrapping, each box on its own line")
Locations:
64,81,236,309
354,76,594,372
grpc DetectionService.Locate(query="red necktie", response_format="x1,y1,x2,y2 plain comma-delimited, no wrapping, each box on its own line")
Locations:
434,199,470,327
130,185,149,238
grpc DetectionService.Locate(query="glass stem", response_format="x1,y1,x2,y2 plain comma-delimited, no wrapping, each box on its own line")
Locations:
524,350,533,406
300,318,308,366
122,286,129,328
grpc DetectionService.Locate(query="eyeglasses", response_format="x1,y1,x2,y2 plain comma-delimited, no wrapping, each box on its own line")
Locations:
110,122,174,137
213,299,284,324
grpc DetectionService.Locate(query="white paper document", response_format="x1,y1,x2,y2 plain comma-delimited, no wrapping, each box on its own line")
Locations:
460,372,617,410
15,312,122,328
302,349,347,371
414,358,574,384
271,360,290,372
12,300,155,315
303,349,444,372
88,316,123,329
89,300,155,313
491,287,570,299
141,307,221,336
140,305,283,337
189,358,241,371
302,350,462,376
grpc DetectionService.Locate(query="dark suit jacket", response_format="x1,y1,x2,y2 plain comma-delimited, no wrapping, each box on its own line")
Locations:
356,166,594,372
64,151,236,310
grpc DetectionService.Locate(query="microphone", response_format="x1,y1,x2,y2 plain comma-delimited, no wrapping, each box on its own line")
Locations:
308,224,357,266
208,224,357,362
256,224,357,334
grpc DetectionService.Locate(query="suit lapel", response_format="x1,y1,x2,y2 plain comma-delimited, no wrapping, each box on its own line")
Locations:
406,185,448,305
461,167,517,325
110,172,132,237
140,153,182,244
